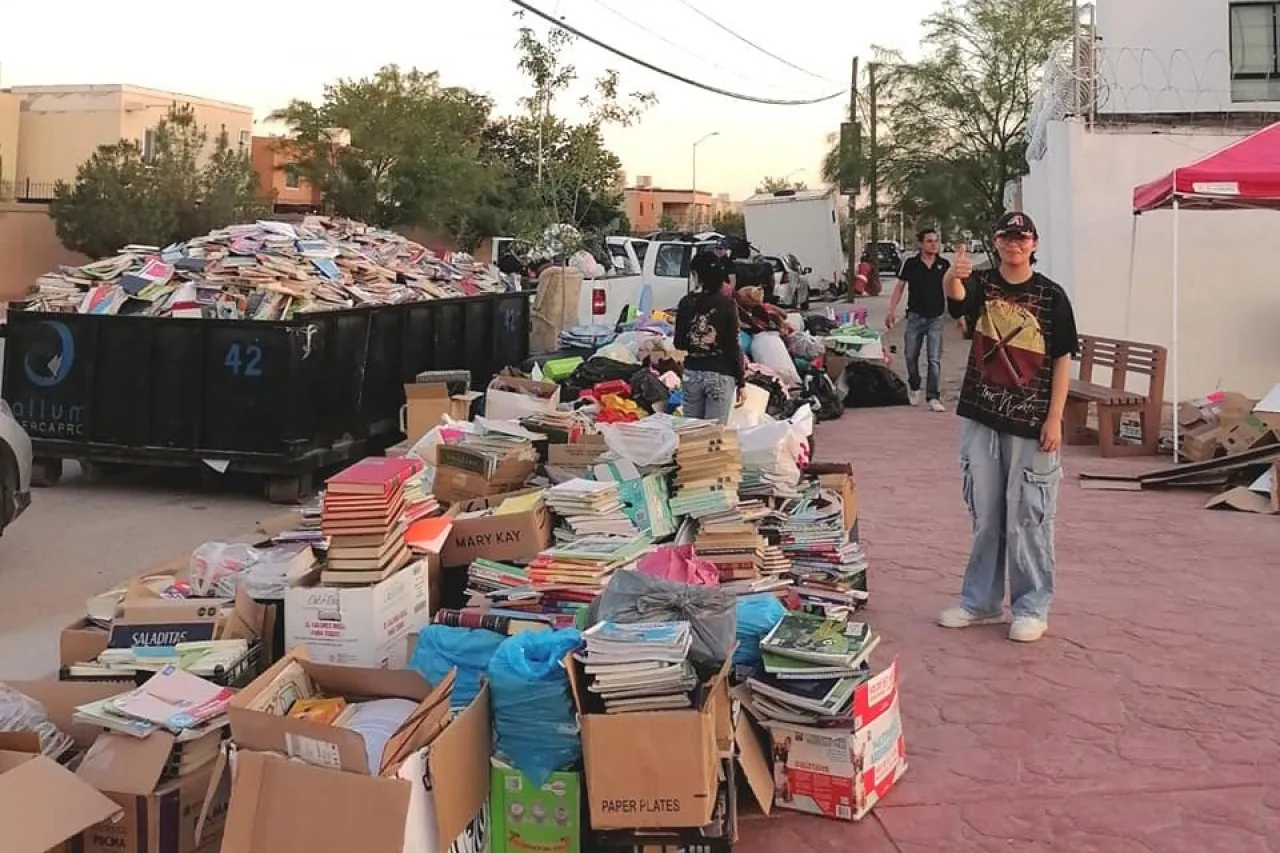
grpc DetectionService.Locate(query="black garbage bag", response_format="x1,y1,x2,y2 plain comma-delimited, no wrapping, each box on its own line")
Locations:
629,369,669,412
561,357,637,399
804,314,838,336
843,361,911,408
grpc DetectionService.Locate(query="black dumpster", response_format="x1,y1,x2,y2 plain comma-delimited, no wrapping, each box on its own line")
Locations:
2,290,531,500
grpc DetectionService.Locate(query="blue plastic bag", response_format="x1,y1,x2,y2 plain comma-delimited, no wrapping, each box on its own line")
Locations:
488,628,582,786
733,594,787,667
410,625,505,709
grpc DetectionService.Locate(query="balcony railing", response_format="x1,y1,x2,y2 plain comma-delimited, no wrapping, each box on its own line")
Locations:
0,180,59,203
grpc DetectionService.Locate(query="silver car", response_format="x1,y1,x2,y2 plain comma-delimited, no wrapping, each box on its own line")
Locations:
0,401,32,534
760,254,812,310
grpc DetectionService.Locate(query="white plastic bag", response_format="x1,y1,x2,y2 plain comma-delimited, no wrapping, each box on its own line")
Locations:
748,331,802,387
189,542,260,597
0,684,74,758
598,419,679,467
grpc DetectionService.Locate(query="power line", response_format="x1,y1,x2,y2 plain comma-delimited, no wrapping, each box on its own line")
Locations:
670,0,834,83
508,0,845,106
589,0,812,96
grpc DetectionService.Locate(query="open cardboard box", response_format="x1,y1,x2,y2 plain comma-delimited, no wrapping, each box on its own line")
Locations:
220,651,489,853
3,679,232,853
808,462,858,534
440,487,552,568
566,655,733,830
0,749,122,853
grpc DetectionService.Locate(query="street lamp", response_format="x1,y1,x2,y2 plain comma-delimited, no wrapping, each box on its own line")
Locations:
692,131,719,228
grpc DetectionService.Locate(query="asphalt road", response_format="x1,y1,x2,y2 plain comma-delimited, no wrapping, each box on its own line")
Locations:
0,463,270,678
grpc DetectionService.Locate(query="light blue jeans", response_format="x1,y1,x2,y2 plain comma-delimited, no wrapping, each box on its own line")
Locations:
904,313,944,400
683,370,737,424
958,418,1062,621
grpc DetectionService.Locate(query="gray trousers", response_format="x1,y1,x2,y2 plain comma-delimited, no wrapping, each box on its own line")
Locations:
958,418,1062,620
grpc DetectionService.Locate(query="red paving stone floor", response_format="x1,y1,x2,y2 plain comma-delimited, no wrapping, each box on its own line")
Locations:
737,404,1280,853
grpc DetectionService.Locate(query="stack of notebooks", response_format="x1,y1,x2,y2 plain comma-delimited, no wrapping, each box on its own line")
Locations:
320,457,423,585
544,478,638,537
580,621,698,713
527,534,651,598
693,518,765,585
74,665,234,739
741,613,880,726
777,491,869,616
67,639,251,681
466,558,540,608
669,422,742,519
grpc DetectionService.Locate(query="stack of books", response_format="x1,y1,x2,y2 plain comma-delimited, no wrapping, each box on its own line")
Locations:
580,621,698,713
669,422,742,519
74,665,234,738
777,491,868,616
68,639,252,681
544,478,638,537
527,534,651,598
435,432,538,479
693,518,765,585
466,558,540,608
320,457,423,585
742,613,880,726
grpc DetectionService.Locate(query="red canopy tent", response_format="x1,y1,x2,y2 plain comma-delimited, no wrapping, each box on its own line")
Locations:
1133,120,1280,212
1128,121,1280,459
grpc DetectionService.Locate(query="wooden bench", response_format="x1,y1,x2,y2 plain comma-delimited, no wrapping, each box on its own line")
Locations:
1064,335,1167,458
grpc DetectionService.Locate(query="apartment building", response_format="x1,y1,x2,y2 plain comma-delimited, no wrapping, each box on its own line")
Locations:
623,176,734,233
1,84,253,199
251,136,322,212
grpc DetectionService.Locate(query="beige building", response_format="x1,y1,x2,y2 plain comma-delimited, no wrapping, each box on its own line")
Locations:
0,91,18,187
622,175,735,233
2,84,253,199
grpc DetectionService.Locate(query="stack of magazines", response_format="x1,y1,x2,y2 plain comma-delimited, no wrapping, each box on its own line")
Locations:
580,621,698,714
741,612,879,726
544,479,638,537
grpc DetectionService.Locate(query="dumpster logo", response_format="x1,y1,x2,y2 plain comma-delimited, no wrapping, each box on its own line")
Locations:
23,320,75,388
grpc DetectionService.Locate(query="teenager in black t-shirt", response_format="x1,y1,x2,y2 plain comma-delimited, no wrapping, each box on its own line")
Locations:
937,212,1078,644
675,251,746,423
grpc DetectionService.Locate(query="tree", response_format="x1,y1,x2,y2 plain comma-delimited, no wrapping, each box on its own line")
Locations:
483,21,655,248
875,0,1072,235
270,65,499,244
711,209,746,238
50,104,265,258
756,176,808,194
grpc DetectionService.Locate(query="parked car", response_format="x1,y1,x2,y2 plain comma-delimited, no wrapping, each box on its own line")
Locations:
759,254,811,309
863,242,902,276
0,402,32,535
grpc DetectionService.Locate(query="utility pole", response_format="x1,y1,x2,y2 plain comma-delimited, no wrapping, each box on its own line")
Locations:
867,61,881,295
845,56,860,294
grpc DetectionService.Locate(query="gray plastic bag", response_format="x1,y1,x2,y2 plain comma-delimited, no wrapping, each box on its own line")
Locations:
592,570,737,668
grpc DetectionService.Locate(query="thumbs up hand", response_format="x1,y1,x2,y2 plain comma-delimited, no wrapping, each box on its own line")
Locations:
953,244,973,280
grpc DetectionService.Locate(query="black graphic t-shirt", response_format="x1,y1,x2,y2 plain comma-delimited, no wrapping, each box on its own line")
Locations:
948,269,1078,439
674,290,745,387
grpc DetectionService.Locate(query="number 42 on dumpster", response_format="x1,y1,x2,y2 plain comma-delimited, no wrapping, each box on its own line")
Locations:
224,343,263,377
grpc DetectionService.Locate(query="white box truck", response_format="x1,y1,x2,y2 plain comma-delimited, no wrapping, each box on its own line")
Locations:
743,188,845,297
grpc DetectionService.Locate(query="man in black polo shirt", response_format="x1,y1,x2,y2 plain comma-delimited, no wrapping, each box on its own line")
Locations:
886,228,950,411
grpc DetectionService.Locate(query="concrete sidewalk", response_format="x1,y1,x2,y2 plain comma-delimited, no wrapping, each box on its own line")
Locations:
738,404,1280,851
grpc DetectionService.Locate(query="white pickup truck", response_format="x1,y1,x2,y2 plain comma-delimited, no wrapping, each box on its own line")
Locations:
577,239,718,327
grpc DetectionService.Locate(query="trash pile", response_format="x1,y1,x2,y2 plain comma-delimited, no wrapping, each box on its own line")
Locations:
19,216,508,320
0,361,906,852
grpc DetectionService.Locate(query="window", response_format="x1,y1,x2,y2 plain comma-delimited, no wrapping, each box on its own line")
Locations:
284,169,300,189
1230,2,1280,100
654,244,693,278
142,128,156,160
239,129,251,148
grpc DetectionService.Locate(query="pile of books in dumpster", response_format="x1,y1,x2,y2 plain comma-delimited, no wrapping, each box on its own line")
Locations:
19,216,507,318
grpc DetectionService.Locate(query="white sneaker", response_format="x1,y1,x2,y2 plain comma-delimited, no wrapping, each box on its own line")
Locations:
908,390,923,406
928,398,946,412
938,607,1005,629
1009,617,1048,643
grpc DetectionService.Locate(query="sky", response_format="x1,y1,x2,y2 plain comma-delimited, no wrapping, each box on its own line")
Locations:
3,0,942,200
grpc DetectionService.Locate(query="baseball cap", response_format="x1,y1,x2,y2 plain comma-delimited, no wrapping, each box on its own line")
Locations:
993,211,1037,237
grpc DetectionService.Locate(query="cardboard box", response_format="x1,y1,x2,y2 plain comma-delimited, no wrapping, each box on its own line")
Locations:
4,680,232,853
433,459,536,506
766,659,905,822
404,382,453,445
485,376,561,422
0,750,122,853
1182,424,1223,462
810,462,858,534
285,558,433,668
568,658,732,830
441,489,553,568
546,435,607,473
490,761,581,853
223,657,490,853
1221,414,1278,456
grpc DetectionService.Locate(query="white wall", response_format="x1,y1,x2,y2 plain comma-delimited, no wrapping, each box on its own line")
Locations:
1095,0,1280,113
1024,120,1280,400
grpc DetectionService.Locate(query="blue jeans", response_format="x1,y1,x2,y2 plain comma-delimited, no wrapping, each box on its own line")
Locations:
683,370,737,424
958,418,1062,621
903,313,943,400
